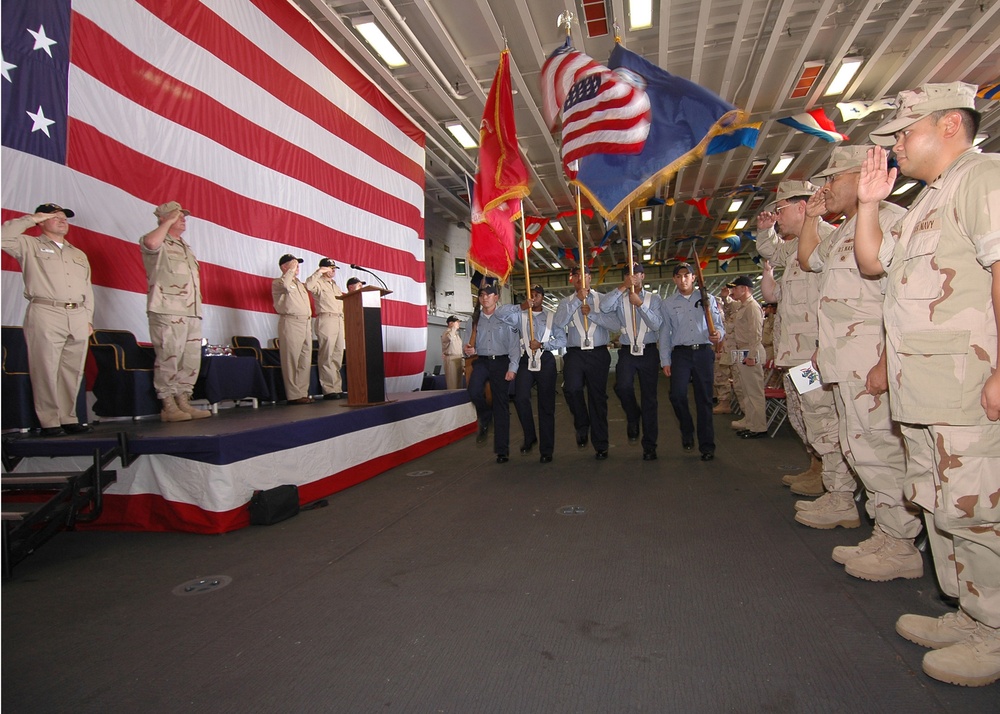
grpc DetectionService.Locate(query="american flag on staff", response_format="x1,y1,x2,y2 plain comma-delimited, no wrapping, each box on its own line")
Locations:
540,36,602,132
1,0,428,393
560,68,651,178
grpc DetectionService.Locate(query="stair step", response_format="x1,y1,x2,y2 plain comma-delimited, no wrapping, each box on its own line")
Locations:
1,472,79,488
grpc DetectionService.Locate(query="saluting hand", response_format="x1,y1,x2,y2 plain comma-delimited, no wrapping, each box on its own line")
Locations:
756,211,776,231
805,189,826,218
857,147,895,205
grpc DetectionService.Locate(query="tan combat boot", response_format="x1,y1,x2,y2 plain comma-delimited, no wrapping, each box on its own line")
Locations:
795,490,841,512
176,393,211,420
922,621,1000,687
160,396,193,422
782,455,820,486
896,609,979,649
789,467,824,496
712,400,731,414
793,491,860,529
844,533,923,581
832,525,888,564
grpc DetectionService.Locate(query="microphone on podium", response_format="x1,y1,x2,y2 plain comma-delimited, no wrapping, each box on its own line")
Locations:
350,264,389,291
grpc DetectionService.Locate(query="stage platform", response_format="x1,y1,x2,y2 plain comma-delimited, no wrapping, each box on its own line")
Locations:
3,390,476,534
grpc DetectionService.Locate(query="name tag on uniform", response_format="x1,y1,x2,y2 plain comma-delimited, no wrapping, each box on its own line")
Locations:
39,247,56,254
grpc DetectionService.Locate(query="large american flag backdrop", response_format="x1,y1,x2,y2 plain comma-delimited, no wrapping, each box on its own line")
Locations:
1,0,428,393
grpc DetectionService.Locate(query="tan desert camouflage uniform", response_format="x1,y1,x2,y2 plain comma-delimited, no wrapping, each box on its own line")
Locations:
140,232,203,398
758,222,850,491
809,201,921,531
877,149,1000,627
731,297,766,432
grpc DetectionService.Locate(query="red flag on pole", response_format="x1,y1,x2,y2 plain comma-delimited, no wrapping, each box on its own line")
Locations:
468,50,530,283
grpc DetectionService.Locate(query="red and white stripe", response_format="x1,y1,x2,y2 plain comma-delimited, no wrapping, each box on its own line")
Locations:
1,0,428,392
560,70,651,175
540,45,602,132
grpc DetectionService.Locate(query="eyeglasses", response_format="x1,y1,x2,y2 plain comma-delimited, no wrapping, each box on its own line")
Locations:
773,204,792,214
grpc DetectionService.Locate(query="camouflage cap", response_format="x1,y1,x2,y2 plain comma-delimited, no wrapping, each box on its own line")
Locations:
765,180,819,209
869,82,977,146
154,201,191,218
812,145,872,180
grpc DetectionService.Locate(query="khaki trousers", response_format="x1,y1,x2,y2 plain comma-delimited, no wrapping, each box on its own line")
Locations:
23,303,89,428
278,314,312,400
832,381,920,539
148,313,202,399
443,356,463,390
901,423,1000,628
734,358,766,432
315,313,344,394
793,379,853,492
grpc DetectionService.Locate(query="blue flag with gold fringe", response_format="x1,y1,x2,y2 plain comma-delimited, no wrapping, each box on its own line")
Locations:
573,44,758,221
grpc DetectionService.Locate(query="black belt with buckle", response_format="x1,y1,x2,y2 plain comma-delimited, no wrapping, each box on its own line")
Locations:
479,354,507,360
566,344,607,351
674,344,712,351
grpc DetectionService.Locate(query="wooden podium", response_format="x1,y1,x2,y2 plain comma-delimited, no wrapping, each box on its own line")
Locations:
338,286,392,406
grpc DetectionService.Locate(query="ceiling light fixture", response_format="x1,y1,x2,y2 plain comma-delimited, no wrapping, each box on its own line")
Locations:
531,240,543,250
552,262,562,269
352,17,407,68
734,219,748,230
718,245,730,254
824,57,863,96
974,133,988,146
445,121,478,149
551,221,563,232
891,181,918,196
628,0,653,30
727,199,743,213
640,207,653,221
642,253,652,261
771,154,794,175
790,60,825,100
642,238,652,247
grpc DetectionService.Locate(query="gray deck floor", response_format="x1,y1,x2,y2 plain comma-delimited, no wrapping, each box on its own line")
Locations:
3,380,995,712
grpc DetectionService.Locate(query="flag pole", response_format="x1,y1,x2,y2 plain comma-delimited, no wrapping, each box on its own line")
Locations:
691,239,718,337
575,185,591,343
625,206,639,350
520,214,538,367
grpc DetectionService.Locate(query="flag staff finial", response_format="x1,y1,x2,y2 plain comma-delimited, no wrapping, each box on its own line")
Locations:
613,21,622,43
557,12,574,36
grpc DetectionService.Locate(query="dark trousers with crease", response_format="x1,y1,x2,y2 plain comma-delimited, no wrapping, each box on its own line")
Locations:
562,345,611,452
468,355,511,455
514,351,556,456
615,344,660,450
668,345,716,455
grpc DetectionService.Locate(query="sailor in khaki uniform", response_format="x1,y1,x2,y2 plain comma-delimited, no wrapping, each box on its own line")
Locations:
2,203,94,436
140,201,210,422
729,275,767,436
272,254,314,404
856,82,1000,688
305,258,345,400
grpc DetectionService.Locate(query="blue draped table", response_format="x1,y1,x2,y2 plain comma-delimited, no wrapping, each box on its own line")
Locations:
193,355,270,410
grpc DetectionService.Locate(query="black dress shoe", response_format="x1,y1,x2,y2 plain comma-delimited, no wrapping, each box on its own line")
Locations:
627,422,640,442
323,392,343,400
38,426,65,438
519,439,537,454
496,454,509,464
682,440,694,451
595,450,608,460
642,448,657,461
288,397,314,404
61,423,93,434
701,451,715,462
476,421,489,444
736,429,750,437
576,428,588,448
539,454,553,463
740,430,768,439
